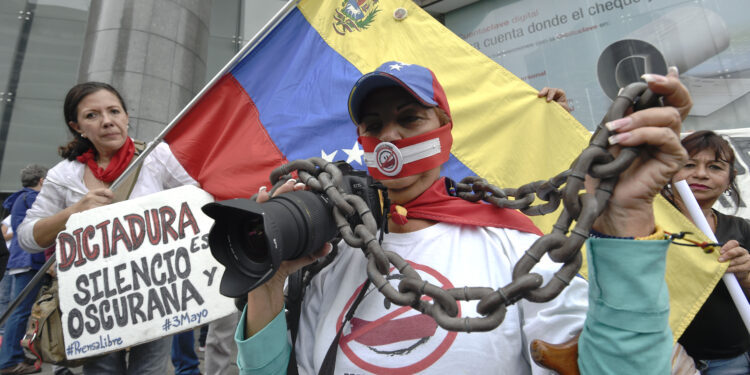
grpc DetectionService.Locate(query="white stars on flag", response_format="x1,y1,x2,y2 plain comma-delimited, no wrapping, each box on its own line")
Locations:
320,141,364,165
343,141,365,165
321,149,338,162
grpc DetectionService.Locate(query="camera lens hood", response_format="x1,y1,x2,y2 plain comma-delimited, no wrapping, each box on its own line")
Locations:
203,199,278,297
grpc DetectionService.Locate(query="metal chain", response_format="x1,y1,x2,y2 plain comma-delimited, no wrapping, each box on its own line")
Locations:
268,81,662,333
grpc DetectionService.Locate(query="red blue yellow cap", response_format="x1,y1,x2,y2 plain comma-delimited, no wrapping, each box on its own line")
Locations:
348,61,450,124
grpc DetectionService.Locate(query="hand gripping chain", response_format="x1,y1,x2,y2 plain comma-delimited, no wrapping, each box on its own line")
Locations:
268,82,662,333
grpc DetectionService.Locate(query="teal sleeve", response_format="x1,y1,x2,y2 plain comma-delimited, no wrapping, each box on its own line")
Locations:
234,305,291,375
578,238,672,375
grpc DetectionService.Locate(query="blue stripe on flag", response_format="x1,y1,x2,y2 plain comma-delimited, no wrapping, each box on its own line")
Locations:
230,8,476,179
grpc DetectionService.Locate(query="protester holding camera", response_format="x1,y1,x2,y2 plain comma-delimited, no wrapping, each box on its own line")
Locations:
232,62,690,374
16,82,197,375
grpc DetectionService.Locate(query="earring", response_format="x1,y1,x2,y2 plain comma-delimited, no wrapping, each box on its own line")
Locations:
81,133,87,139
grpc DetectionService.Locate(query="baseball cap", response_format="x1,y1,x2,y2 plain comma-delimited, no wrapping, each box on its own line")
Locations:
348,61,451,124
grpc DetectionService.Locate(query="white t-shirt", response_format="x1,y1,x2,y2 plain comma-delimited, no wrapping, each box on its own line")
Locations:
2,216,12,250
295,222,588,374
2,215,20,274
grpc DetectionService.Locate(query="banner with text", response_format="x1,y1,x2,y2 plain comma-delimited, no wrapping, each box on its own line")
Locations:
56,185,235,359
445,0,750,132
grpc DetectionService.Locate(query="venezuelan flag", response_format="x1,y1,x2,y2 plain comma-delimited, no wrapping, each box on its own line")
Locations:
165,0,587,205
164,0,724,340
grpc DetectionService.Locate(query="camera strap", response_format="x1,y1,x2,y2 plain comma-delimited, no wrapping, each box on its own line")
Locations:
286,268,304,375
379,186,390,242
291,185,388,374
287,243,342,374
318,278,371,375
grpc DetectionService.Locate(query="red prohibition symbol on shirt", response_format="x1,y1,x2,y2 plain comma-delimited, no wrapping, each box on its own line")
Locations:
336,261,459,374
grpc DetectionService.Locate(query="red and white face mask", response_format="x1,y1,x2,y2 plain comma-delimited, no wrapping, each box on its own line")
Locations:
358,124,453,180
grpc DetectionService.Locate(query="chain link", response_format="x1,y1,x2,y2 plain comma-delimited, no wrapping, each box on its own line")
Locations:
268,81,661,332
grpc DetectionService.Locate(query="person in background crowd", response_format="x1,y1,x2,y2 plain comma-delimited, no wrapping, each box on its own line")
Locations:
0,164,48,375
16,82,197,375
230,62,690,374
662,130,750,374
204,309,241,375
171,330,201,375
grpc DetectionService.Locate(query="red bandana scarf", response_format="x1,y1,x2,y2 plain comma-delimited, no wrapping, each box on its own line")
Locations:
76,137,135,183
389,177,542,235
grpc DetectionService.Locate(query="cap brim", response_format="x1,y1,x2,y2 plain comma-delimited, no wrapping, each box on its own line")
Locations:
348,72,436,124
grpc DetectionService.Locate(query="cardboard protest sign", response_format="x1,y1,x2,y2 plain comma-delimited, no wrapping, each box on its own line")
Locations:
56,185,235,359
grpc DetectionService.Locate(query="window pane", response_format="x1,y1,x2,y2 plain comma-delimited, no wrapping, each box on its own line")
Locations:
0,1,88,192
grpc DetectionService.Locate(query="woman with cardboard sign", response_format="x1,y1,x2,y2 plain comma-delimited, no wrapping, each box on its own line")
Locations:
16,82,197,375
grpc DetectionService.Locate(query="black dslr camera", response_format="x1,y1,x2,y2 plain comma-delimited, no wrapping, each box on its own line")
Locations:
202,162,382,297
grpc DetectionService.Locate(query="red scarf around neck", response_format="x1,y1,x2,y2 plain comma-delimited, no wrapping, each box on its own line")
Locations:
76,137,135,183
389,177,542,235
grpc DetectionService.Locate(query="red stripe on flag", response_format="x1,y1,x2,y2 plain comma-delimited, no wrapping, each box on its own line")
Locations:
164,74,287,200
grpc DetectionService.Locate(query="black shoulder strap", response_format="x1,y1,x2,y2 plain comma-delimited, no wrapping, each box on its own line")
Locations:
318,279,370,375
133,139,147,154
285,243,341,374
286,269,304,375
111,139,147,202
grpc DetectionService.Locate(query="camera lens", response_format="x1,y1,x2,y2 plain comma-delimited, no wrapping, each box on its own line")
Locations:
238,219,267,263
204,161,383,298
203,190,338,297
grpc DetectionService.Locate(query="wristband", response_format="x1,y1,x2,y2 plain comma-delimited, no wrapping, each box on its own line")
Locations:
589,229,634,240
635,226,665,241
589,225,663,240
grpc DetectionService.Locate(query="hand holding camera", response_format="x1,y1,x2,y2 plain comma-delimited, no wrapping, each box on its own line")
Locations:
257,179,334,276
233,178,333,337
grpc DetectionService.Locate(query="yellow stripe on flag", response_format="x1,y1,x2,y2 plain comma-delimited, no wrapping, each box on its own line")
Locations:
299,0,590,229
298,0,724,341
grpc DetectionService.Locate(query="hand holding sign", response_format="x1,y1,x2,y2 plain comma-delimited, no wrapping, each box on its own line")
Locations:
70,188,114,213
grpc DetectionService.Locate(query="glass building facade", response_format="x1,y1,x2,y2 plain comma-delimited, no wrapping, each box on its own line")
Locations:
0,0,89,193
0,0,284,194
1,0,747,196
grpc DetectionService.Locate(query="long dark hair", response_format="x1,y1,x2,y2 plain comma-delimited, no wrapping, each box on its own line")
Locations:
662,130,740,208
59,82,128,161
